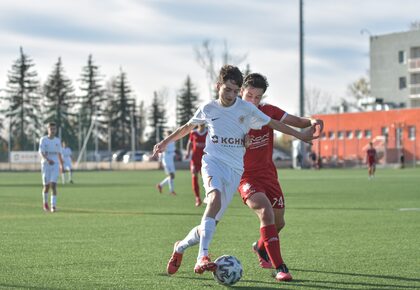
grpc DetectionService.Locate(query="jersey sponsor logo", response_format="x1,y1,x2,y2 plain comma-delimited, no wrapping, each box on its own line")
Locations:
249,133,270,149
210,135,244,146
239,115,245,124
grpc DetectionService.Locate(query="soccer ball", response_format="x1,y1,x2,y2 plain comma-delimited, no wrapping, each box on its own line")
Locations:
212,255,243,286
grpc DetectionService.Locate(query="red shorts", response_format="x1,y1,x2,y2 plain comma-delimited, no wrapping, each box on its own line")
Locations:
190,158,202,174
368,160,376,167
238,175,285,209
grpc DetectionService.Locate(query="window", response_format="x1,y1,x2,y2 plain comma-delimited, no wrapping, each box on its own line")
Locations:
398,50,406,64
364,130,372,139
355,130,362,139
381,127,389,137
328,132,335,140
399,77,407,90
337,131,344,139
346,131,353,139
408,126,416,140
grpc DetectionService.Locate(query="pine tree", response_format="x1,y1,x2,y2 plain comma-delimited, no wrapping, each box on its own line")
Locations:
176,76,200,148
78,54,105,150
1,47,42,150
112,69,135,149
137,100,146,148
43,57,77,148
147,91,167,148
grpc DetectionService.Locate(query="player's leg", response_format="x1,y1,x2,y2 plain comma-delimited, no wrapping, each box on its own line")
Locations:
42,164,50,211
190,161,202,206
50,182,57,212
168,172,176,195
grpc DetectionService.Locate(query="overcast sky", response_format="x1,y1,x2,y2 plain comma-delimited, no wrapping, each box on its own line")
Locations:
1,0,419,125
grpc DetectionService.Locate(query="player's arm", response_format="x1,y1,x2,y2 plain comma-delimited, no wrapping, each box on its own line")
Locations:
185,138,192,159
58,153,64,172
267,119,317,145
283,114,324,135
153,123,196,158
39,140,54,165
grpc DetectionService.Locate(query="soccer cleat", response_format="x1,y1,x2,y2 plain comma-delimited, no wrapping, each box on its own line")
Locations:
274,264,293,281
43,203,50,212
170,191,176,196
194,256,217,274
167,241,183,275
252,241,272,269
156,184,162,193
51,206,57,213
195,197,202,207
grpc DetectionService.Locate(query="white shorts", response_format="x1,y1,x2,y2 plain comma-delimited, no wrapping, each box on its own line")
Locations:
201,155,242,221
162,158,175,174
41,162,60,185
63,162,72,171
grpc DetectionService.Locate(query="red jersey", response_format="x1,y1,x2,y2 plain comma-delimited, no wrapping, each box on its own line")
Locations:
243,103,286,177
189,128,207,162
367,148,376,163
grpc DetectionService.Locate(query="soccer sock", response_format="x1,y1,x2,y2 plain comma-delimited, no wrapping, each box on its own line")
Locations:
192,175,200,198
176,225,200,253
61,173,65,184
42,192,48,204
160,177,170,187
197,217,216,260
51,195,57,208
257,237,266,252
169,178,174,192
69,171,73,182
261,224,284,269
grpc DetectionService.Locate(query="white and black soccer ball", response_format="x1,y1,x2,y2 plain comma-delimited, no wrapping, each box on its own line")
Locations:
212,255,243,286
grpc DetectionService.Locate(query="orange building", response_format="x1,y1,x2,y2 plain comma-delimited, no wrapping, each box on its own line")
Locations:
312,108,419,166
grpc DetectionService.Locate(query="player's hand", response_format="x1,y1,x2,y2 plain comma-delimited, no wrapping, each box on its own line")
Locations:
185,153,190,159
244,134,251,148
311,119,324,138
152,141,166,158
300,125,318,145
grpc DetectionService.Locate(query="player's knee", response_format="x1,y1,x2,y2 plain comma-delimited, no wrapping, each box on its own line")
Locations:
276,220,285,232
259,206,274,224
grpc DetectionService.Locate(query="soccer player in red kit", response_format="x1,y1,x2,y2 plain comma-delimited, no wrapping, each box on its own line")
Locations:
185,124,208,206
366,142,377,179
238,73,323,281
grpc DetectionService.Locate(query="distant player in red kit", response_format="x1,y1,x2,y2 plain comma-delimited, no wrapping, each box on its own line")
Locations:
238,73,323,281
366,142,377,179
185,124,207,206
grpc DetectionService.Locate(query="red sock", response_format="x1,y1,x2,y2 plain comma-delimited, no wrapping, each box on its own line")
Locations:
261,224,284,269
192,175,200,198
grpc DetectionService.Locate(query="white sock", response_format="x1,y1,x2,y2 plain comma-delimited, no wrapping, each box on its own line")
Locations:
160,177,170,187
176,225,200,253
197,217,216,260
169,178,174,192
61,173,65,184
42,192,48,204
51,195,57,208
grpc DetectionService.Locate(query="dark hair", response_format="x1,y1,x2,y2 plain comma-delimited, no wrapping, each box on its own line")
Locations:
217,65,243,87
243,73,269,93
48,122,56,127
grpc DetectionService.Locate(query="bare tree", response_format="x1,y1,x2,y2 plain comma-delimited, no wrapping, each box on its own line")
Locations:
347,77,371,101
194,39,247,99
304,86,333,115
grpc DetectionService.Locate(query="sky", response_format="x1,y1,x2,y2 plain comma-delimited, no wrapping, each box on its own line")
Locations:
1,0,420,126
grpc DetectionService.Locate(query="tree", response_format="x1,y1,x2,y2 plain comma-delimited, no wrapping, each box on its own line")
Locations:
195,39,247,99
146,91,167,148
43,57,77,149
176,76,200,148
347,77,371,101
111,69,135,149
304,86,333,115
1,47,42,150
137,100,146,147
78,54,105,150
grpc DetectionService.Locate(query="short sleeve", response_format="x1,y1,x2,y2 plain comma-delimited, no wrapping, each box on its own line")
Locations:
188,106,207,126
249,105,271,130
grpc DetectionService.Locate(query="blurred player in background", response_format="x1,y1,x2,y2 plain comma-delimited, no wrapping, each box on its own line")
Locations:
155,65,319,280
38,122,64,213
156,130,177,195
185,124,207,206
61,141,74,184
366,142,377,179
239,73,324,281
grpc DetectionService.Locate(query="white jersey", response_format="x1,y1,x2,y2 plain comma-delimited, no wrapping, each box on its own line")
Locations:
38,136,62,164
162,141,176,162
188,97,270,175
62,147,72,165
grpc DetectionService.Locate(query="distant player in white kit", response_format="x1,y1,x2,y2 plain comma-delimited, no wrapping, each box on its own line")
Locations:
38,122,64,213
153,65,319,278
156,130,176,195
61,141,74,184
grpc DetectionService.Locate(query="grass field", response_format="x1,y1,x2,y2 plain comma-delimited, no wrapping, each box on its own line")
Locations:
0,168,419,290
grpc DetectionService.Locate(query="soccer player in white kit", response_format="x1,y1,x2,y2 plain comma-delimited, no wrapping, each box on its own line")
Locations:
156,130,176,195
38,122,64,212
153,65,318,277
61,141,74,184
